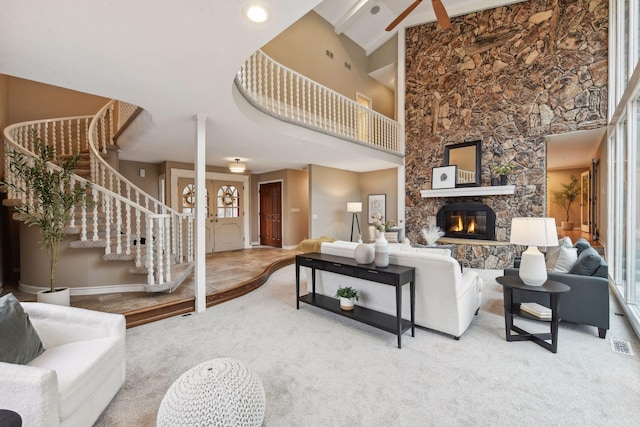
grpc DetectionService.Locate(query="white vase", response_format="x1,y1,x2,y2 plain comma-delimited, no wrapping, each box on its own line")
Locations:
339,297,355,311
37,287,70,306
374,232,389,268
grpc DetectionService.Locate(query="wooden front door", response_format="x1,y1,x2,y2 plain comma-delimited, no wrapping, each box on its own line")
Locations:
211,181,244,252
580,170,590,233
260,182,282,247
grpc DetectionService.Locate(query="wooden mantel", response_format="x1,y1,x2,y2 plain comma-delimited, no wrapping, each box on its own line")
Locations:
420,185,516,198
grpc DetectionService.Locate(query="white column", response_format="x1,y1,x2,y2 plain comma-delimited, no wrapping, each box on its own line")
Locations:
195,114,207,312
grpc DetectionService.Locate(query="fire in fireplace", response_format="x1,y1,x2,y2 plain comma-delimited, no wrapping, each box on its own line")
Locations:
436,201,496,240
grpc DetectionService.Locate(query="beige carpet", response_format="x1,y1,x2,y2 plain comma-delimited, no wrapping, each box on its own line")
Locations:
95,266,640,426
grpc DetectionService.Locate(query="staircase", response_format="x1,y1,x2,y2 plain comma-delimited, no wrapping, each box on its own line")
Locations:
2,100,195,293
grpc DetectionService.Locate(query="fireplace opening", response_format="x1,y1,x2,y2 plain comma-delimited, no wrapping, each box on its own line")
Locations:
437,202,496,240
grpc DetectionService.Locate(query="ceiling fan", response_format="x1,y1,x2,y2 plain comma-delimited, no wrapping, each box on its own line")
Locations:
385,0,451,31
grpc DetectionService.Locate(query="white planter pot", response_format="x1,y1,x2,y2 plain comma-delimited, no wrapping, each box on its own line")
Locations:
374,232,389,268
561,221,574,230
339,297,355,311
37,287,70,306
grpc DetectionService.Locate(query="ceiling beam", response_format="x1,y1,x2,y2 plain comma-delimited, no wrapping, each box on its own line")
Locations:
334,0,373,35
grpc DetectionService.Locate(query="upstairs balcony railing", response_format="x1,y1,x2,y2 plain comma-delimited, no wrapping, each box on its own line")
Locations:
235,50,403,155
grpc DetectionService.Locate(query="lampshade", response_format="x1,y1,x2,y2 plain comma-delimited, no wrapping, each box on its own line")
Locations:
510,217,558,286
229,159,246,173
510,217,559,247
347,202,362,213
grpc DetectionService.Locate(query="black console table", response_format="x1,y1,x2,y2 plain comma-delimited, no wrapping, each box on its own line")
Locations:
295,253,415,348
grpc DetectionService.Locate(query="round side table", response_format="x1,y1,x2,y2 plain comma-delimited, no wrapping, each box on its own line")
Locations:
496,275,570,353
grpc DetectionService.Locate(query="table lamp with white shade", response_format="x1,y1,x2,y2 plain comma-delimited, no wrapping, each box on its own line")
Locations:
509,217,559,286
347,202,362,242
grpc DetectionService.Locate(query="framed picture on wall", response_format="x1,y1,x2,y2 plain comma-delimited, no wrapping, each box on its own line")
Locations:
368,194,386,223
432,165,457,189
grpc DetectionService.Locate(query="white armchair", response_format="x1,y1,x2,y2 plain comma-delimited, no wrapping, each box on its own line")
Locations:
0,303,126,427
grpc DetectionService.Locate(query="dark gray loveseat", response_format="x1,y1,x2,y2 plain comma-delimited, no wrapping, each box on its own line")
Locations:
504,239,609,338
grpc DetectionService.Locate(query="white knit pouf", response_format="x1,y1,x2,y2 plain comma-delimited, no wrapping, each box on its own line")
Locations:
157,358,265,427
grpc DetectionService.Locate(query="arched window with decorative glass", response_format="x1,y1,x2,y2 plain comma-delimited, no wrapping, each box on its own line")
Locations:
217,185,240,218
182,183,209,216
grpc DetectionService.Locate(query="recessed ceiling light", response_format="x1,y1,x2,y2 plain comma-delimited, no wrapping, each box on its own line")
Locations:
245,5,270,23
371,5,380,15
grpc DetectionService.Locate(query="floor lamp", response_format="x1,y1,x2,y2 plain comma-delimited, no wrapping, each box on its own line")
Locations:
510,217,559,286
347,202,362,242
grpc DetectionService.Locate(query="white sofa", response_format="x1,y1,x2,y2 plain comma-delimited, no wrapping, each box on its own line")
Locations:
306,241,483,338
0,303,126,426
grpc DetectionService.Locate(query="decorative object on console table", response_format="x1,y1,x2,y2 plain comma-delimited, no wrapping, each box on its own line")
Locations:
552,174,580,230
335,286,359,311
347,202,362,242
372,212,389,267
374,231,389,268
432,165,457,189
510,217,559,286
493,161,516,186
354,243,375,264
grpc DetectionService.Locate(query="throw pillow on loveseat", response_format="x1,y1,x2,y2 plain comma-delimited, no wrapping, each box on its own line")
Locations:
506,238,609,338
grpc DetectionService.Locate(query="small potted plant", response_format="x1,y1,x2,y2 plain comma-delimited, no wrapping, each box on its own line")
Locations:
3,130,90,305
552,174,580,230
493,161,516,185
335,286,359,311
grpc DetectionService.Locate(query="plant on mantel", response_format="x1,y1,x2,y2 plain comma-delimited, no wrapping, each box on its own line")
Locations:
2,130,90,298
493,161,516,185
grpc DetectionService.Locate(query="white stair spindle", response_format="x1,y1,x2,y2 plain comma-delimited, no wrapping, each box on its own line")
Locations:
146,216,154,285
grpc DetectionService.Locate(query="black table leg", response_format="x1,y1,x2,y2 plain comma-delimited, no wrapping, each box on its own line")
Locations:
396,283,402,349
550,293,560,353
295,260,300,309
410,279,415,337
503,287,514,341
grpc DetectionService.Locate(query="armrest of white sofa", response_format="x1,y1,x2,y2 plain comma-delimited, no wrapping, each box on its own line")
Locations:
0,361,60,426
22,302,126,349
459,270,483,301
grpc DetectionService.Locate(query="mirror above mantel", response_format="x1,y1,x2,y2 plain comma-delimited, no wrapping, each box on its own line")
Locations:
444,140,482,187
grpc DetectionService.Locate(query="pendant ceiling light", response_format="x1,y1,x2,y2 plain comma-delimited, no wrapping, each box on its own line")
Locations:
229,158,246,173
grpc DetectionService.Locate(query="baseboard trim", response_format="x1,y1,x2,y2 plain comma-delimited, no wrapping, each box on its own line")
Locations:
18,281,147,295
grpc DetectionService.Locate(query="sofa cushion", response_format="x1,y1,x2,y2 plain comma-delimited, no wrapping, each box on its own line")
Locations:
574,238,591,256
28,336,124,420
0,293,45,364
545,236,573,271
551,246,578,273
569,247,603,276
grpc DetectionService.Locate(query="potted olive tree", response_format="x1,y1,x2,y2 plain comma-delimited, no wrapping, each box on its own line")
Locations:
3,131,90,305
335,286,359,311
552,174,580,230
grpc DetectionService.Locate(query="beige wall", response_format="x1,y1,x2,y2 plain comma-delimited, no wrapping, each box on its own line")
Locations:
360,168,399,227
6,75,108,124
262,11,395,119
547,167,589,227
119,160,162,200
250,169,309,247
308,165,398,241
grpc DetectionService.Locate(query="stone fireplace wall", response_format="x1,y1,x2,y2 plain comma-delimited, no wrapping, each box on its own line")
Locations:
405,0,608,268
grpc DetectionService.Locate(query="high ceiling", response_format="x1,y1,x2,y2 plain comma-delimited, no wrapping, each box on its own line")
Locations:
314,0,526,54
2,0,598,175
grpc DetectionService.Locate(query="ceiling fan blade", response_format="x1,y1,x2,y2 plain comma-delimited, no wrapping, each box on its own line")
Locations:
431,0,451,29
385,0,423,32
